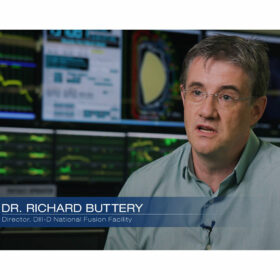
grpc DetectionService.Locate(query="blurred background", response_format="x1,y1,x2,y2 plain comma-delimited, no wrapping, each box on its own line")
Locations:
0,30,280,249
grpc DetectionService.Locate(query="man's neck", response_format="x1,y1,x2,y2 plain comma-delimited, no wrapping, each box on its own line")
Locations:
191,150,242,193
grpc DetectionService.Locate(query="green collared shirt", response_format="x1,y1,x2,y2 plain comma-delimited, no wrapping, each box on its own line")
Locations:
105,130,280,250
187,130,261,197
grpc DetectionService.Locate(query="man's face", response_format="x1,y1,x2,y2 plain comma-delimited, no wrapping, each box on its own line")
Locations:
181,56,266,161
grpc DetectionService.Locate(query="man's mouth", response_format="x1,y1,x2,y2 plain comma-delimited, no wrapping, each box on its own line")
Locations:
196,125,216,134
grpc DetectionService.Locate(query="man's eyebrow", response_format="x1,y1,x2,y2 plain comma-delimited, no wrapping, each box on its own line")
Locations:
187,82,204,88
219,85,241,94
187,82,242,94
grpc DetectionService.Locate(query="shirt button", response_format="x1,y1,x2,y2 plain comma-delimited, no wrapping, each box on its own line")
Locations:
206,244,211,250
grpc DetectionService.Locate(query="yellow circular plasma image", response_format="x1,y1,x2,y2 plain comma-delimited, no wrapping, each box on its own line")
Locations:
140,51,167,105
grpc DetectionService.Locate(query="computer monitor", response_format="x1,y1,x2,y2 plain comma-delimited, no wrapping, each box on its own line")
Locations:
0,30,41,120
122,30,201,127
42,30,123,124
55,129,126,183
0,127,53,183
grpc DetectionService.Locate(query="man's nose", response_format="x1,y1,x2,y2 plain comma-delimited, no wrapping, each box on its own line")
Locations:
198,94,219,119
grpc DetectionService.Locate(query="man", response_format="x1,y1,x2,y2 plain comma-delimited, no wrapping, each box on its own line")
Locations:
105,35,280,249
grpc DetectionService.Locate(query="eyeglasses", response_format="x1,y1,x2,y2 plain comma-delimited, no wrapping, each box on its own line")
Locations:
183,88,253,108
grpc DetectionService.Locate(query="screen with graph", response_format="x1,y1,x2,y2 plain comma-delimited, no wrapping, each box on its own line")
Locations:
55,130,125,183
0,30,41,120
42,30,123,124
122,30,200,127
0,127,53,183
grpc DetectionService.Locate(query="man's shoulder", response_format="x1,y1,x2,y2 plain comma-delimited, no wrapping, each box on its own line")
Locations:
245,139,280,194
258,140,280,161
252,139,280,176
119,142,189,196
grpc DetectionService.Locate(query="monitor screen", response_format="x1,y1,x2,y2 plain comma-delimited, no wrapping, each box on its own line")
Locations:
122,30,201,127
0,127,53,183
42,30,123,124
55,130,126,183
0,30,41,120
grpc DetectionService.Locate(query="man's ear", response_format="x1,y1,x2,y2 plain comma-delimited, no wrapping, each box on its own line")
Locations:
250,96,267,126
180,84,186,103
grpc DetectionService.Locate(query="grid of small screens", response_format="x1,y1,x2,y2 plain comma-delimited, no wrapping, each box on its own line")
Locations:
0,30,41,120
0,127,187,185
206,31,280,134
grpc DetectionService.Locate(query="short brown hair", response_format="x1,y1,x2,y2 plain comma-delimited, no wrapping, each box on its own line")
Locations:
180,35,270,98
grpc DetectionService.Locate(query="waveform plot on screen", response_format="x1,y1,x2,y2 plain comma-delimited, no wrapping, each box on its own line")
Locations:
0,127,53,183
127,132,187,175
55,130,125,183
0,30,41,120
123,30,200,127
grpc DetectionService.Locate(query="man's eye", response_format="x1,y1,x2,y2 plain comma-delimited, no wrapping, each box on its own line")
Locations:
192,90,202,96
220,94,234,101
